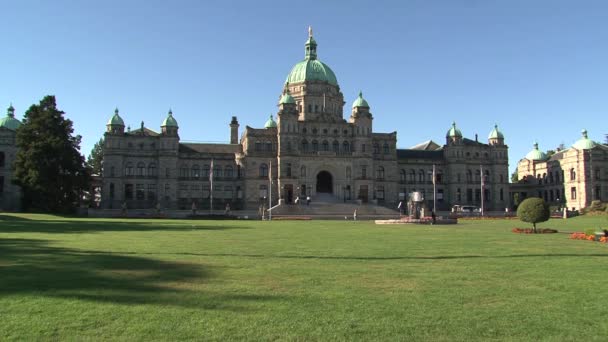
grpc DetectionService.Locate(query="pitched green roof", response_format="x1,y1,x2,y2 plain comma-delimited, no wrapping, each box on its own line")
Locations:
352,91,369,108
0,104,21,131
107,108,125,126
525,142,547,161
572,129,596,150
446,122,462,138
161,110,178,127
488,124,504,139
264,114,277,128
279,92,295,105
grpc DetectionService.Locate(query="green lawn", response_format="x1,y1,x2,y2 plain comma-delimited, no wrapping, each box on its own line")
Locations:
1,214,607,341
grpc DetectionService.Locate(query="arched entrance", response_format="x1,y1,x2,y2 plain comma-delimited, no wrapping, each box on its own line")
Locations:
316,171,333,193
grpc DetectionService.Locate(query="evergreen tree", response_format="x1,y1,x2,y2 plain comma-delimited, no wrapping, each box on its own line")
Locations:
87,138,104,176
14,96,88,212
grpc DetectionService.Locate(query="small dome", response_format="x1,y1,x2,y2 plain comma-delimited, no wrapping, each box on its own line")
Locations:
0,104,21,131
352,91,369,108
488,124,504,140
572,129,597,150
107,108,125,126
446,122,462,138
279,92,295,105
264,114,277,128
525,142,547,161
161,110,178,127
286,59,338,86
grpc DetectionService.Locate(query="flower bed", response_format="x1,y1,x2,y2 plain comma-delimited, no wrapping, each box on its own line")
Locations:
512,228,558,234
570,232,608,243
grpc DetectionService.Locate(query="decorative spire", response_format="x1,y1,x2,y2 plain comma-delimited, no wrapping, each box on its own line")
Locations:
304,27,317,60
7,103,15,118
533,141,539,149
140,121,144,131
168,108,173,116
581,129,588,138
114,107,119,115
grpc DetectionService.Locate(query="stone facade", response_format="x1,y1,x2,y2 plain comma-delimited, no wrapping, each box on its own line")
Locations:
100,31,510,212
0,105,22,211
515,131,608,210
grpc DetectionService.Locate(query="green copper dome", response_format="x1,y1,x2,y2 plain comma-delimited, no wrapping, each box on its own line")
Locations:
525,142,547,161
285,28,338,86
488,124,504,139
352,91,369,108
0,104,21,131
161,110,178,127
572,129,597,150
446,122,462,138
280,92,295,105
264,114,277,128
107,108,125,126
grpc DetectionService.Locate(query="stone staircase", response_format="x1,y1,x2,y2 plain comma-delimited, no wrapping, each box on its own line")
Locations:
269,193,401,220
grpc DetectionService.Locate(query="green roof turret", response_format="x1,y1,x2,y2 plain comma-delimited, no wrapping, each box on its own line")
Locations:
264,114,277,128
352,91,370,108
161,109,179,127
446,122,462,138
572,129,597,150
107,108,125,126
488,124,504,139
525,142,547,161
0,104,22,131
279,87,296,105
285,27,338,86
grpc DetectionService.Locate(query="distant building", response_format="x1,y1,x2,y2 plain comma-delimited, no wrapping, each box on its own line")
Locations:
0,104,22,210
515,129,608,210
100,29,510,212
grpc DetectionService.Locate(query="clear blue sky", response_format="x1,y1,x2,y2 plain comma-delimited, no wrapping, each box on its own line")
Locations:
2,0,607,175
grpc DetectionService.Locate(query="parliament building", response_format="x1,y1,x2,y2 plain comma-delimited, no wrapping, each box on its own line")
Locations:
99,29,510,212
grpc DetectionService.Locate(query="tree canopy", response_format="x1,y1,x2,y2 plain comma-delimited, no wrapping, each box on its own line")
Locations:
517,197,550,232
14,96,88,212
87,137,104,176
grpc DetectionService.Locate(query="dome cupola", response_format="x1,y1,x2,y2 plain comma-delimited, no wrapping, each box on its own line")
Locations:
488,124,504,140
572,129,596,150
264,114,277,128
525,142,547,161
105,108,124,134
161,109,179,128
446,122,462,138
285,27,338,86
0,104,22,131
352,91,369,108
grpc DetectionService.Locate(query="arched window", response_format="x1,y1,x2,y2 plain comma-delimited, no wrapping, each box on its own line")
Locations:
301,139,308,152
148,163,157,177
202,165,210,177
179,165,188,178
484,170,490,183
409,169,416,182
136,162,146,177
255,141,262,152
383,143,389,154
300,165,306,177
332,140,339,152
466,170,472,182
342,141,350,153
322,140,329,151
419,169,425,182
312,140,319,152
570,168,576,181
214,164,222,178
125,162,134,176
499,174,504,183
109,183,115,199
191,165,200,179
286,140,292,151
475,169,481,182
361,166,367,179
376,166,385,180
400,170,406,183
373,143,380,154
259,163,268,177
555,171,560,183
224,166,233,179
0,152,4,167
346,166,351,179
265,141,272,152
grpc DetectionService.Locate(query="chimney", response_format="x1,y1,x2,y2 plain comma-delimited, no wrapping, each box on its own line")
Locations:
475,133,478,142
230,116,239,144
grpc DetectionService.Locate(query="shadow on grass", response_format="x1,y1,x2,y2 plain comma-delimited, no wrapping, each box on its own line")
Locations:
0,215,251,233
0,238,283,310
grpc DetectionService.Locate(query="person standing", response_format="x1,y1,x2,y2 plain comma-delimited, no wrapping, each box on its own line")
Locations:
353,209,358,221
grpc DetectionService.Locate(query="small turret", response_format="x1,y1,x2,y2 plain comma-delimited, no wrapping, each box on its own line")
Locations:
106,108,125,134
488,124,504,146
230,116,239,144
264,114,277,129
446,122,463,145
161,109,179,136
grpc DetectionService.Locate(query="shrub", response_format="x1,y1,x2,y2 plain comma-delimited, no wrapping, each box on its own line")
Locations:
517,197,550,233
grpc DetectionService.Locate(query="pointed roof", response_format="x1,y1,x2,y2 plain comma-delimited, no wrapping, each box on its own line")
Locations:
264,114,277,128
488,124,504,139
161,109,178,128
410,140,442,151
352,91,370,108
446,122,462,138
107,108,125,126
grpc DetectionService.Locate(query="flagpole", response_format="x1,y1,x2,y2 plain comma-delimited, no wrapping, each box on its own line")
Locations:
268,159,272,221
480,164,484,217
432,164,436,213
210,159,214,216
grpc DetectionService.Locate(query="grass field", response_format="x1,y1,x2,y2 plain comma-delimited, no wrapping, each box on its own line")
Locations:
1,214,607,341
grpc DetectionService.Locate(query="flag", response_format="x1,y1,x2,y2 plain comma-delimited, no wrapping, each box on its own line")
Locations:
432,164,436,186
209,159,214,190
480,165,484,187
269,160,272,184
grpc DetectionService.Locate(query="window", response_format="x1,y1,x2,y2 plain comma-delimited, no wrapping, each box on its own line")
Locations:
286,163,292,177
110,166,115,177
409,170,416,182
346,167,351,179
383,143,389,154
570,168,576,181
376,166,385,180
571,187,576,200
500,188,504,201
147,184,156,201
0,152,4,167
312,140,319,152
202,165,210,177
259,163,268,177
466,170,472,182
136,162,145,176
457,188,462,202
265,141,272,152
259,185,268,198
322,140,329,151
400,169,406,182
361,166,367,179
300,165,306,177
595,168,601,180
109,183,114,199
125,162,134,176
286,140,292,151
332,140,339,152
418,170,425,182
595,186,601,200
136,184,145,200
484,170,490,184
342,141,350,153
373,143,379,154
466,189,472,202
301,140,308,152
225,166,233,179
125,184,134,199
191,165,200,179
166,168,170,177
475,170,481,182
376,186,385,200
255,141,262,152
179,166,188,178
213,165,222,179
